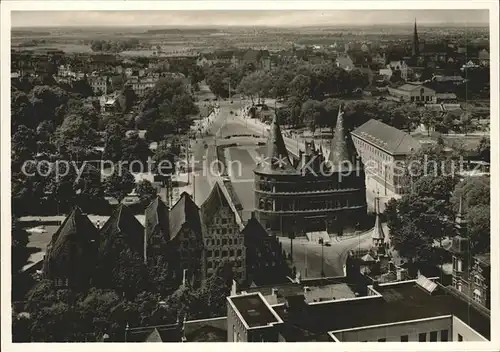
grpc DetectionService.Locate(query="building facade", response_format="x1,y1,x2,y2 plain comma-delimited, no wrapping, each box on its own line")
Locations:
201,181,246,282
351,119,422,197
387,83,436,103
254,108,367,236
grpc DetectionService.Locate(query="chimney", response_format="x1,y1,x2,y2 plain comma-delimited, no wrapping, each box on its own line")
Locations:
271,288,278,296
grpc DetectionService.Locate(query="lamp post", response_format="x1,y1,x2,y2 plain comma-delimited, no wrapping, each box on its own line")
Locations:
320,238,325,278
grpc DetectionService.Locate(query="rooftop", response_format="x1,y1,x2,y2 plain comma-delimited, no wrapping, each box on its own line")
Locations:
244,281,357,305
352,119,422,155
274,279,490,341
229,293,283,329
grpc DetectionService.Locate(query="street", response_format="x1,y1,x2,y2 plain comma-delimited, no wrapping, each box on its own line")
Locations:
279,231,374,278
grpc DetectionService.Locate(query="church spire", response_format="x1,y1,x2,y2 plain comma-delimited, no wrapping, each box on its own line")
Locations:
455,196,467,233
255,113,297,175
412,18,419,57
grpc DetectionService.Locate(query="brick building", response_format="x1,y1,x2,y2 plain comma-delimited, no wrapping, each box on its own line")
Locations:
201,181,246,282
254,107,367,236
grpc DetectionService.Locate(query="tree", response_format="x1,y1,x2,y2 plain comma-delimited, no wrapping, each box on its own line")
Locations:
152,140,178,175
29,85,69,126
420,109,441,136
11,89,35,130
136,180,158,207
477,136,490,162
237,70,271,104
104,167,136,203
11,125,37,168
73,164,107,213
54,114,98,161
289,74,312,101
122,133,151,170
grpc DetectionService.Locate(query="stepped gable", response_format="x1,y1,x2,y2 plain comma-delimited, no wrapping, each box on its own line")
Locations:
254,113,298,175
99,204,145,257
145,196,170,242
200,180,244,231
43,206,98,279
328,105,360,171
169,192,202,239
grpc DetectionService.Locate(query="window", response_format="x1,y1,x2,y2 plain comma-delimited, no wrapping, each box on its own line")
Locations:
230,249,235,257
207,261,213,268
430,331,438,342
207,250,213,257
216,229,221,235
400,335,409,342
215,250,220,257
457,259,462,272
222,250,228,257
229,239,233,245
217,239,221,245
222,228,227,235
222,239,227,245
440,330,448,342
222,218,228,224
234,239,238,245
458,334,463,342
419,333,426,342
377,338,386,342
237,249,242,256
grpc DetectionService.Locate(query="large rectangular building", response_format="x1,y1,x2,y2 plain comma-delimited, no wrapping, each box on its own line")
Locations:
225,277,490,342
351,119,422,197
387,83,436,103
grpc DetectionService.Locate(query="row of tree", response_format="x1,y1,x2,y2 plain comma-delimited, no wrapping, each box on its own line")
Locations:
385,142,490,271
13,259,235,342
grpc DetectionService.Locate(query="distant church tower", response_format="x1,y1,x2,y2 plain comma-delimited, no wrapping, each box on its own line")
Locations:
412,18,419,57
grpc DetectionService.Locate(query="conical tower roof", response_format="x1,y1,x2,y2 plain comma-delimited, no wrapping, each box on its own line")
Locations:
412,18,419,56
455,196,467,230
254,113,298,175
329,105,359,171
371,198,385,241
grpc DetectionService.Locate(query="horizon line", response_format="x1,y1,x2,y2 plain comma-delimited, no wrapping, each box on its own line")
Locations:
12,23,490,29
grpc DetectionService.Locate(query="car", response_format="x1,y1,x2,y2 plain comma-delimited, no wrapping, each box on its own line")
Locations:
204,143,208,149
324,242,332,247
229,110,234,115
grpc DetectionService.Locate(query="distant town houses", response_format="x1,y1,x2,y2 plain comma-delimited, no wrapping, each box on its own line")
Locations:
335,55,355,71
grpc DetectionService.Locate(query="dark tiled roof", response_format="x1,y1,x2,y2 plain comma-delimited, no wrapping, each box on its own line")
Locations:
254,114,298,175
275,281,490,341
144,196,170,243
351,119,422,155
169,192,201,238
43,207,98,277
98,204,145,257
329,106,360,170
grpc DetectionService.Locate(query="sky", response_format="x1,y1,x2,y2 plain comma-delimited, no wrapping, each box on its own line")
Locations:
11,10,489,28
